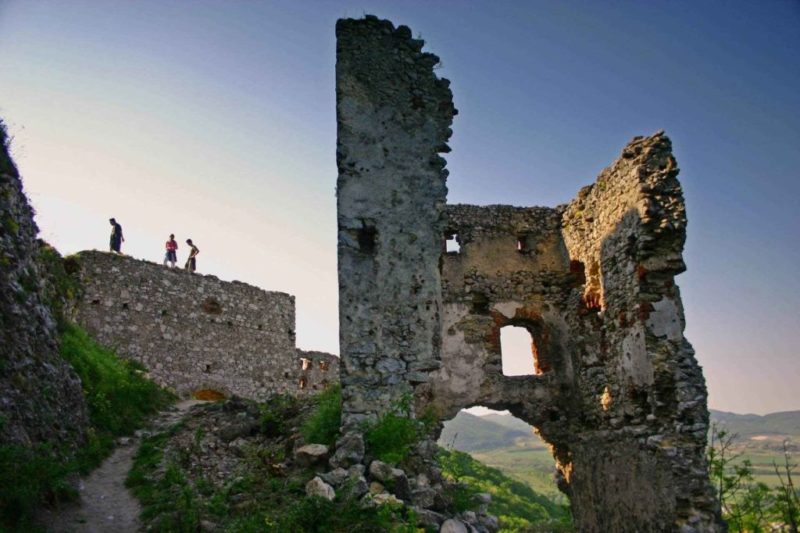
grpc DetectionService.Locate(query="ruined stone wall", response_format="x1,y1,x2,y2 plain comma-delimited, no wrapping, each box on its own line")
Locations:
427,205,574,425
559,133,715,532
297,350,340,393
336,15,456,428
0,124,88,454
423,134,719,531
72,251,334,399
335,16,719,532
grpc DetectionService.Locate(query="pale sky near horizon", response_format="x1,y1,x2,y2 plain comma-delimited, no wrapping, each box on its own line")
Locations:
1,0,797,415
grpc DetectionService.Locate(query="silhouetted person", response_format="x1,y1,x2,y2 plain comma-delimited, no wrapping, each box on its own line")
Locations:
164,233,178,268
109,218,124,253
185,239,199,273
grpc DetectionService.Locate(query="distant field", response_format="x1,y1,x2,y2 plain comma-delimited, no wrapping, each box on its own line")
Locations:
441,408,800,499
471,447,564,501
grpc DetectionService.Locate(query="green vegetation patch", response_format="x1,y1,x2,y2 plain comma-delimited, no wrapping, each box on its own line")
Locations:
439,449,572,533
127,397,420,532
301,384,342,446
0,322,174,530
60,322,174,470
363,394,426,466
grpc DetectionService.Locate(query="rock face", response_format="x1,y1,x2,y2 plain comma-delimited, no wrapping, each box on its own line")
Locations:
0,123,88,453
335,17,722,533
72,251,338,399
335,15,456,430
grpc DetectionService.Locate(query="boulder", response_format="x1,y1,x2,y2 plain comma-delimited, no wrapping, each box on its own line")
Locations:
372,492,403,506
320,467,349,486
440,519,469,533
305,476,335,501
294,443,330,467
329,432,365,468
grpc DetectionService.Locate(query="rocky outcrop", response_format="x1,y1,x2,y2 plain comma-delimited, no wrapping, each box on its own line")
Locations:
0,122,88,454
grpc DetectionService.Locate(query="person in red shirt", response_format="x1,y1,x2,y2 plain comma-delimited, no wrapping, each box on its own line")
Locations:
163,234,178,268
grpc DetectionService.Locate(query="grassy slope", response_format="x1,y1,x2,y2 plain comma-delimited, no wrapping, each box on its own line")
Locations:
0,322,174,530
439,411,560,500
439,449,571,532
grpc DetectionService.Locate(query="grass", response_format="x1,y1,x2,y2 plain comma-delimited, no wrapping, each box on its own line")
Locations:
439,448,573,533
471,447,563,500
0,322,174,530
59,322,175,471
362,394,424,466
126,397,421,533
301,384,342,446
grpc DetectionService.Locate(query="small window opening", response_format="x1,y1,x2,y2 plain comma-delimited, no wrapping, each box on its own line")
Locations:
90,299,100,306
300,358,312,371
517,234,533,254
357,225,377,253
121,302,129,310
500,326,538,376
320,360,330,372
471,292,490,314
299,376,308,389
204,363,212,374
444,232,461,254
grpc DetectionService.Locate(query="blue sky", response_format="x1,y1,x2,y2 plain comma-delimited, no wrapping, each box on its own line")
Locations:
1,0,797,414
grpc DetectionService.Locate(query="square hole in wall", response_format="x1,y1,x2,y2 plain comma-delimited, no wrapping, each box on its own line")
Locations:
445,231,461,254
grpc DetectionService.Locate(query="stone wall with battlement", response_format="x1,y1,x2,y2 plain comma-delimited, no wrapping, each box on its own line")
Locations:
72,251,337,399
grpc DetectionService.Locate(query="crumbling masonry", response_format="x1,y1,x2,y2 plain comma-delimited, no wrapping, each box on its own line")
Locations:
72,251,338,400
336,16,722,532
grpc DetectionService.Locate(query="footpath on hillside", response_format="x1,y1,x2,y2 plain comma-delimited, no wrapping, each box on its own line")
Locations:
37,400,203,533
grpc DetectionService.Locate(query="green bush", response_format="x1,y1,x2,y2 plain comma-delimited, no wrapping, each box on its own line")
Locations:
365,411,421,465
0,444,76,528
264,494,418,533
361,393,422,465
60,322,174,467
301,384,342,446
258,393,299,437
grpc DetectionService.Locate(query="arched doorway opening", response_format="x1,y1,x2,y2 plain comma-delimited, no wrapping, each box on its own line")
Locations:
436,405,571,528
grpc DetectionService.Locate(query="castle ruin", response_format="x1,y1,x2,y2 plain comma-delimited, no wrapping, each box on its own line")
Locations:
336,16,721,532
72,251,338,400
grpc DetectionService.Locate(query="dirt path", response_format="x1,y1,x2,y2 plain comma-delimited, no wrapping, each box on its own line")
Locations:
38,400,203,533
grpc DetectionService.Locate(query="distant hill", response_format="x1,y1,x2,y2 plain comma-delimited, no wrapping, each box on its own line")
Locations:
439,411,537,451
710,409,800,437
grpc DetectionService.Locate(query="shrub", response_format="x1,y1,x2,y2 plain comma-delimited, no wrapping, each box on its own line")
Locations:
60,322,174,451
0,444,76,528
363,395,422,465
301,384,342,446
259,393,299,438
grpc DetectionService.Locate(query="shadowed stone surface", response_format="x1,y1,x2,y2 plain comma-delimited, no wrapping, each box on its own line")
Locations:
0,123,88,454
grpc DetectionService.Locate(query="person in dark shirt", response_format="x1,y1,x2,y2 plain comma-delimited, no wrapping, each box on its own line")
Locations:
109,218,124,253
184,239,199,273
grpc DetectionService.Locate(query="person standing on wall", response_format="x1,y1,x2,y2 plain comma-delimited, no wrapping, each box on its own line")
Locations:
185,239,199,273
109,218,124,254
164,234,178,268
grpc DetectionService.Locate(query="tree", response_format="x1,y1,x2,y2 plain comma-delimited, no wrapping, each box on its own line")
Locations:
772,440,799,533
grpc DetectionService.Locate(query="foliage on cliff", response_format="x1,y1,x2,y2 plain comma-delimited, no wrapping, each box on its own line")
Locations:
0,322,173,530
